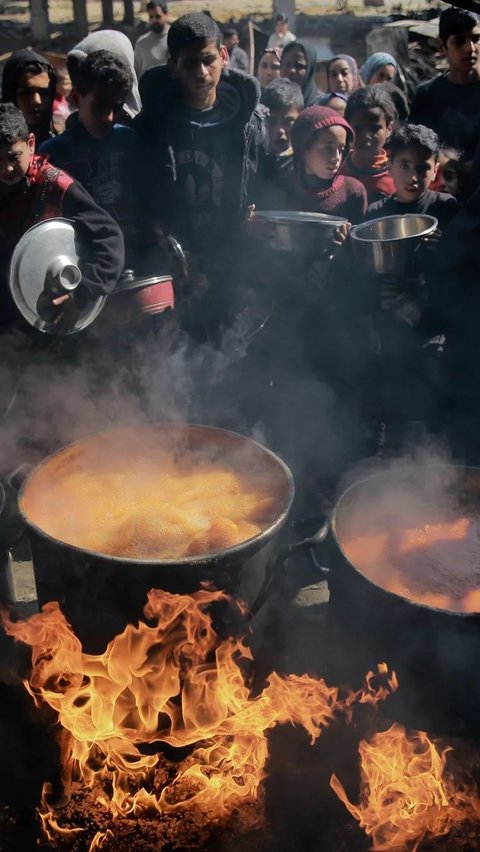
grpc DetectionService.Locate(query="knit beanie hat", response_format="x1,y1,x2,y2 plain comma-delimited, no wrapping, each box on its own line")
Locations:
291,105,355,160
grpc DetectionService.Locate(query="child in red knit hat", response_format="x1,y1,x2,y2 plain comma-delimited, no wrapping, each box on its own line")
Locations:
288,105,367,223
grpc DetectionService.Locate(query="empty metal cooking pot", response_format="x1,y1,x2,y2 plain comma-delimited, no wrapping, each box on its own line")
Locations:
350,214,438,275
247,210,347,256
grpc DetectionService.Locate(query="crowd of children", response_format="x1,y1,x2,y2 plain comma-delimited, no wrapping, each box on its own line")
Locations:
1,5,480,468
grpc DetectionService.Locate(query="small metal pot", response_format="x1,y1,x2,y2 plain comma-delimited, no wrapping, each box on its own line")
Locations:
246,210,347,256
110,272,174,323
19,425,294,652
350,213,438,275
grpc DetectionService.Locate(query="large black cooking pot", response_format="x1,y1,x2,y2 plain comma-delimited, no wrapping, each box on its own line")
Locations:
323,464,480,736
19,424,294,653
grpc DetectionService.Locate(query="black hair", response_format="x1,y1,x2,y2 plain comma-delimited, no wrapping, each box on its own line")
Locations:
345,85,397,125
223,26,238,38
439,6,479,46
146,0,167,10
74,50,133,98
387,123,440,161
372,82,408,122
0,103,30,145
261,78,304,112
167,13,222,61
275,13,288,22
18,60,53,80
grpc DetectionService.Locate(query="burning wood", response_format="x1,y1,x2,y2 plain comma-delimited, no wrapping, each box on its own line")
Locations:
2,588,394,850
331,723,480,851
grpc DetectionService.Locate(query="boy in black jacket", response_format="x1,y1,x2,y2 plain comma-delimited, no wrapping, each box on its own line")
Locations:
0,104,124,333
134,12,268,340
360,124,459,446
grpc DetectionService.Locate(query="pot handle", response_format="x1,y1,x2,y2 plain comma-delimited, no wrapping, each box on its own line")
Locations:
283,515,331,556
249,516,331,618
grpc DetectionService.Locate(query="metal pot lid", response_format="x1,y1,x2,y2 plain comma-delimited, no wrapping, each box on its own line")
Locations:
9,218,107,335
254,210,348,226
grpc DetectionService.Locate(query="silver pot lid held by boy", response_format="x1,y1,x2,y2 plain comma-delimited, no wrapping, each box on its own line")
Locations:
9,218,107,335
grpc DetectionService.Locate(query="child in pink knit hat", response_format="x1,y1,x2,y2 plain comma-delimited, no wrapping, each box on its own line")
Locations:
289,105,367,223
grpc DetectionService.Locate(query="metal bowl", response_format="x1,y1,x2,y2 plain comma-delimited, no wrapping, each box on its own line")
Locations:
350,214,438,275
247,210,347,256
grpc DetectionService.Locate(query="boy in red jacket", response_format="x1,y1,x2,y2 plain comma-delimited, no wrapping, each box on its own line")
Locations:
0,103,124,332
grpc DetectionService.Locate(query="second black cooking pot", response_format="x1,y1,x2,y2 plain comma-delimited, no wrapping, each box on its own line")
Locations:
321,464,480,735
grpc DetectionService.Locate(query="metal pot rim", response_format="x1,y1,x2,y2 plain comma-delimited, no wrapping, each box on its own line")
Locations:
350,213,438,243
254,210,347,226
19,423,295,566
331,463,480,617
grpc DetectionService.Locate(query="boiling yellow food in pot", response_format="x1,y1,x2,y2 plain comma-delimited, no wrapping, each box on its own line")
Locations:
23,445,281,559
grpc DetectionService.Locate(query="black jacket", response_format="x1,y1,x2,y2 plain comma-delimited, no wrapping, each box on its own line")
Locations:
134,66,268,252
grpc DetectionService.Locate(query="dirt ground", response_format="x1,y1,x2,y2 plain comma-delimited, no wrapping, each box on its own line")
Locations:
0,0,429,53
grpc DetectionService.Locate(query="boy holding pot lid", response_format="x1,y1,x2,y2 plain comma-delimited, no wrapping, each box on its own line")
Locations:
0,103,124,334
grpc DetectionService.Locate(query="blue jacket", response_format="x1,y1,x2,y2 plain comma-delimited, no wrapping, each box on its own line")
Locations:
39,113,141,262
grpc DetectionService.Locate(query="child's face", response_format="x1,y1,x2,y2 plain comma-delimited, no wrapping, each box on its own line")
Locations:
57,70,72,100
303,125,347,180
257,53,281,89
281,48,308,86
75,85,125,139
170,41,228,107
443,27,480,75
267,105,300,154
430,153,460,197
328,59,353,94
349,107,392,156
390,146,438,203
0,134,35,186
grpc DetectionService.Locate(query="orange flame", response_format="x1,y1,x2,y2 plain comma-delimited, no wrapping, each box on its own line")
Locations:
2,589,395,849
331,722,480,850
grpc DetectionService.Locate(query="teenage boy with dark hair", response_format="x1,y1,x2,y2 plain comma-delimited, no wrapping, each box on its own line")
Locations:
410,7,480,158
134,1,170,78
343,86,397,203
40,51,141,265
223,26,248,73
2,49,57,145
135,12,268,338
0,103,124,332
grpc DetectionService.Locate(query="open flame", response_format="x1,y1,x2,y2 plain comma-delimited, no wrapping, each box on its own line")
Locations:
331,722,480,850
2,588,395,849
